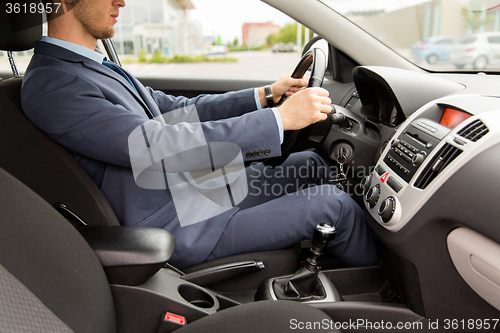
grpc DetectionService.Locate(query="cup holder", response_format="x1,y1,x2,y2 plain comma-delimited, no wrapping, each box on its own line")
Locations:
178,284,215,309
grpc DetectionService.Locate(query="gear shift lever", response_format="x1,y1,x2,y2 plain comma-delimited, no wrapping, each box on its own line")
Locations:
306,223,337,273
272,223,336,300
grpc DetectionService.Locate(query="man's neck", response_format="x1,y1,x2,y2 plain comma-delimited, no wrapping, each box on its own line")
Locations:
47,20,97,50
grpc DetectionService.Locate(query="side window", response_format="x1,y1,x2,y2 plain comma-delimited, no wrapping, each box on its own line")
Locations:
116,0,308,80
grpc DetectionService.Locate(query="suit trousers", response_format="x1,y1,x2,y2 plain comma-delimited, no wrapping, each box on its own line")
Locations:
206,151,379,267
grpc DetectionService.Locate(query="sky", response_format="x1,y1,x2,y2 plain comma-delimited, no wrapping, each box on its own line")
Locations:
188,0,431,44
188,0,500,44
189,0,295,44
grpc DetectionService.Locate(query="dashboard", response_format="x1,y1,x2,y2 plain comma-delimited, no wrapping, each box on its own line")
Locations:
315,66,500,326
364,95,499,231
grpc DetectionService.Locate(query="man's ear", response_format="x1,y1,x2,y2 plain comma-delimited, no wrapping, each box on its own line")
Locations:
43,0,66,20
61,0,79,12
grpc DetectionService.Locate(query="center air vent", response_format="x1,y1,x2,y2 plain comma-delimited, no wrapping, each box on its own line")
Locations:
458,119,488,142
414,144,462,189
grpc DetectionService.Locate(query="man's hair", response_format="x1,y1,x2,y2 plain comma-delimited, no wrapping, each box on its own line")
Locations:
42,0,78,21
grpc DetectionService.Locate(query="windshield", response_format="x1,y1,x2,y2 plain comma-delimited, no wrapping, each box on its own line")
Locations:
320,0,500,72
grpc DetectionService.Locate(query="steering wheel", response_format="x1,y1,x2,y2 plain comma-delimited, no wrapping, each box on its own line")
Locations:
265,46,328,167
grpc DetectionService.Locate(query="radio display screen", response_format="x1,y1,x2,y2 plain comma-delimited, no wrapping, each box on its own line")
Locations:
440,108,472,129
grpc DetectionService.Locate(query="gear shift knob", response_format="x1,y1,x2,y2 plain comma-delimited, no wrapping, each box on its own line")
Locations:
306,223,336,273
311,223,337,255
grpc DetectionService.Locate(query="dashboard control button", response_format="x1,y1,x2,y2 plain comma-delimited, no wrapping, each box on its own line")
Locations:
365,184,380,209
378,197,396,222
375,165,386,175
391,139,400,148
380,172,389,183
387,177,403,193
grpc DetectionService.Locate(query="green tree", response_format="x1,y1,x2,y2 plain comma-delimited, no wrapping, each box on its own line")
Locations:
266,23,315,46
233,37,239,46
279,23,297,44
266,33,279,45
267,23,298,45
461,0,495,32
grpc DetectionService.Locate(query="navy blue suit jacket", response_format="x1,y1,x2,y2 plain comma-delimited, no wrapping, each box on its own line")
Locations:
21,41,282,268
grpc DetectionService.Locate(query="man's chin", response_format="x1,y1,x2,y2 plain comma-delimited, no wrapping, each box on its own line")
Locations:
95,29,115,40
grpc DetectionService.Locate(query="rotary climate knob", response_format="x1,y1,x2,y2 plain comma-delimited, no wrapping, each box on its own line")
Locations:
378,197,396,222
365,184,380,208
359,175,372,195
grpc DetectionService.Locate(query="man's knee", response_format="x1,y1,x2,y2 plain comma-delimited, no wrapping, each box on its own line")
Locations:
286,152,332,182
288,151,323,166
309,186,364,224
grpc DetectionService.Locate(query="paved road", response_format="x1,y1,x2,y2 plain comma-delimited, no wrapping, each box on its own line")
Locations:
0,51,302,80
122,51,302,80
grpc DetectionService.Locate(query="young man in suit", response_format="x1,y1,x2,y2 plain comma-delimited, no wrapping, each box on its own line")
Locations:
21,0,379,268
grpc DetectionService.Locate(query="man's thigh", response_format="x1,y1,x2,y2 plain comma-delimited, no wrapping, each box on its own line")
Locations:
207,184,378,267
238,151,335,209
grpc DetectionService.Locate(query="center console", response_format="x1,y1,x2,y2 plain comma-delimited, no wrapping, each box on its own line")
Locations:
81,223,426,333
363,94,500,232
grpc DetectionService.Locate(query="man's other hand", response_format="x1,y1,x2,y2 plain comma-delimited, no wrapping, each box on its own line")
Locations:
271,74,308,103
277,87,332,131
259,74,308,107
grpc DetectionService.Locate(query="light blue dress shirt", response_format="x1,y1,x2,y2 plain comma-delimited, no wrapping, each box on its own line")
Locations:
42,36,284,143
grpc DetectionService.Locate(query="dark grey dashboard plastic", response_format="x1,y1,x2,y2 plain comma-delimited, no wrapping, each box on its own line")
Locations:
353,66,464,123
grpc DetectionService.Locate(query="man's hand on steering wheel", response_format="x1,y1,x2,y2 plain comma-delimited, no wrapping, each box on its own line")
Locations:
258,74,308,107
261,45,331,167
277,87,332,131
271,74,308,104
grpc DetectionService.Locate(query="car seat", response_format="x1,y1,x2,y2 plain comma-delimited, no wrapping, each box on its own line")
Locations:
0,0,299,290
0,165,336,333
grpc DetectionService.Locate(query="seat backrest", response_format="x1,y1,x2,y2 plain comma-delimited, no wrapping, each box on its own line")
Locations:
0,0,120,227
0,167,116,332
0,77,120,227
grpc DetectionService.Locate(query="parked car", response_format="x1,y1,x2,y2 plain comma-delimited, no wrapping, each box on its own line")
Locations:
206,45,228,55
450,32,500,70
271,43,298,53
409,36,460,64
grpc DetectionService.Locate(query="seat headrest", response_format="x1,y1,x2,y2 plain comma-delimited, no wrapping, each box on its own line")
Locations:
0,0,43,51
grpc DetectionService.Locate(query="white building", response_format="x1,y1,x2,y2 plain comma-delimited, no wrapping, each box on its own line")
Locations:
112,0,200,57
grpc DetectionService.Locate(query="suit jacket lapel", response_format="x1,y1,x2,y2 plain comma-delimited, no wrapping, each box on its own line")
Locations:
34,41,159,119
82,59,157,119
127,71,163,119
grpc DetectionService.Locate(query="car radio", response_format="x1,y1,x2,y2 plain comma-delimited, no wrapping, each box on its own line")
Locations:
383,119,450,183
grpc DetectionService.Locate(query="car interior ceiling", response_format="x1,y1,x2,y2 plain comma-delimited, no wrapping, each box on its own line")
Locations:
2,0,500,332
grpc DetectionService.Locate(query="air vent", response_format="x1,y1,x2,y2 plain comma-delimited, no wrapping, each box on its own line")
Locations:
414,144,462,189
458,119,488,142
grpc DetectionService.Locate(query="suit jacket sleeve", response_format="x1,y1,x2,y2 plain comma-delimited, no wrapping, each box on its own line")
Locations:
145,86,262,122
21,68,281,173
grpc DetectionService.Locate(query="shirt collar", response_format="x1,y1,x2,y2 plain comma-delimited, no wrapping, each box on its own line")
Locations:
42,36,105,64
